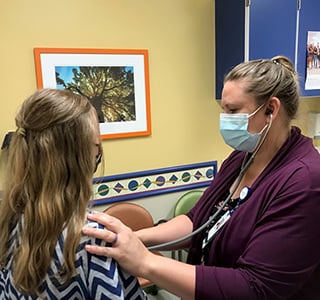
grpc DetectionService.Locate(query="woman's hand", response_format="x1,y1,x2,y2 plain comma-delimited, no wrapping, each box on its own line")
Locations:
82,211,153,277
83,211,196,300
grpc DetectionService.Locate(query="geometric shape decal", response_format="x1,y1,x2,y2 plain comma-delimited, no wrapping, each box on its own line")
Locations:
169,175,178,184
194,170,203,180
206,168,214,179
182,172,191,182
155,176,165,186
143,178,152,188
114,182,124,194
97,184,109,196
128,180,139,191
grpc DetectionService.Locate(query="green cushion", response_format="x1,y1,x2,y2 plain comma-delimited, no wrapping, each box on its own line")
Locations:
174,190,204,216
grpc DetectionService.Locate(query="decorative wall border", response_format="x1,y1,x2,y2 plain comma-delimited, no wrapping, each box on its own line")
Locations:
92,161,217,206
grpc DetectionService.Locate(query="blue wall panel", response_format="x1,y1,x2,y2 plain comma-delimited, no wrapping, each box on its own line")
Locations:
215,0,246,99
249,0,297,63
215,0,319,99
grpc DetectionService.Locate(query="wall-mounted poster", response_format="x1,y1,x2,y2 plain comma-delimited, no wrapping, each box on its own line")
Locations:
305,31,320,90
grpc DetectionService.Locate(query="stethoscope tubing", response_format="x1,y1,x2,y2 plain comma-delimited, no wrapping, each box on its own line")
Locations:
148,115,272,251
148,154,253,251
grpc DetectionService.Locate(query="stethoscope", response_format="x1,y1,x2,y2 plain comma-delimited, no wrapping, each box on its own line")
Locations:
148,154,253,251
148,115,272,251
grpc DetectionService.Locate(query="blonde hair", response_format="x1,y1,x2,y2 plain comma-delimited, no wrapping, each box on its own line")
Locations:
0,88,99,295
224,55,300,120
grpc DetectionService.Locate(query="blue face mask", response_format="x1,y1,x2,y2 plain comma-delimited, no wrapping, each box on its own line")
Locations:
219,105,268,152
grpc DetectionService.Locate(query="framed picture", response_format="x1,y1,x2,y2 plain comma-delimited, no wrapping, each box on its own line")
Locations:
34,48,151,139
305,31,320,90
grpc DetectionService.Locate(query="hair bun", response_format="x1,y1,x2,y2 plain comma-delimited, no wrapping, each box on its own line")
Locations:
271,55,295,74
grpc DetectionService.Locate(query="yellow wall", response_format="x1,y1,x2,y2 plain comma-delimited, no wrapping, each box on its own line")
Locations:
0,0,320,187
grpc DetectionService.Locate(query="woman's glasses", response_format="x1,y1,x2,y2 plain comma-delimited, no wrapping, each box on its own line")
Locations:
94,143,102,172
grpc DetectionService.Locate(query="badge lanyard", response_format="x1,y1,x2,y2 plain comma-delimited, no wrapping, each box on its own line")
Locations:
202,185,252,250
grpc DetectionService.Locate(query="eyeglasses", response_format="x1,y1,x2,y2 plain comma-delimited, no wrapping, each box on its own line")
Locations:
94,143,102,172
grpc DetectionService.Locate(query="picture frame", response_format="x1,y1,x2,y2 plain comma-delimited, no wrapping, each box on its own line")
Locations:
34,48,151,139
305,31,320,91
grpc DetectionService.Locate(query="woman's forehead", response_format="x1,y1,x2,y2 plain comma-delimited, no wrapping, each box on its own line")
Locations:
221,81,255,108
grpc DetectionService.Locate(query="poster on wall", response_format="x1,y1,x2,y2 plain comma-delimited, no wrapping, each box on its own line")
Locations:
305,31,320,90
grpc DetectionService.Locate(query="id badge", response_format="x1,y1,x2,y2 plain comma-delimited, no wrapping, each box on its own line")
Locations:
202,210,231,249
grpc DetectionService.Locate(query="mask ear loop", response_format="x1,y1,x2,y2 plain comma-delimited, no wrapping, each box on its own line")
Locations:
251,114,273,154
248,103,265,118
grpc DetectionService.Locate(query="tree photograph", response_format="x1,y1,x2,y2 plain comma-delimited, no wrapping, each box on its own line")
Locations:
55,65,136,123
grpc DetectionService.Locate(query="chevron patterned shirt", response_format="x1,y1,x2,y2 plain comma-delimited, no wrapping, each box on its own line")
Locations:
0,220,147,300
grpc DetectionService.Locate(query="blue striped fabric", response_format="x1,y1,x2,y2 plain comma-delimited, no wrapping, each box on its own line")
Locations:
0,221,147,300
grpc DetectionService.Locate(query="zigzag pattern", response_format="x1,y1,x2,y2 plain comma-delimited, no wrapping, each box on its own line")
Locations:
0,221,147,300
